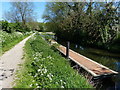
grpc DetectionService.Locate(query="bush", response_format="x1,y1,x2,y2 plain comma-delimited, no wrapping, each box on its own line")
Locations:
1,20,10,33
0,30,31,54
1,20,32,33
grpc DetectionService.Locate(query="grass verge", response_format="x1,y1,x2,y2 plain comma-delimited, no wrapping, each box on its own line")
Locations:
0,31,32,55
14,33,92,88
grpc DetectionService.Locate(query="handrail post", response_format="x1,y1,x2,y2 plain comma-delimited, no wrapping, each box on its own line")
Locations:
66,41,70,59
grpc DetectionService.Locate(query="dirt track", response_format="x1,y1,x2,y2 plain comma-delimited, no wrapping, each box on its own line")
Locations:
0,34,34,89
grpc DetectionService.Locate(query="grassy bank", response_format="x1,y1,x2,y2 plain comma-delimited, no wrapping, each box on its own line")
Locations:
14,33,92,88
0,31,32,55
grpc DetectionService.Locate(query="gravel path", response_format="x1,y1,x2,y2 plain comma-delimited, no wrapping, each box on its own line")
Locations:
0,34,34,89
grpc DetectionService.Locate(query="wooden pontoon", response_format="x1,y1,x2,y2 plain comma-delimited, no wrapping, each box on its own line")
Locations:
51,40,118,79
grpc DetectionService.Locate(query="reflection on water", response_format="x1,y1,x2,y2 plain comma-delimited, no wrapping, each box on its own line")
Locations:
58,42,120,70
58,41,120,89
116,62,120,72
72,44,120,89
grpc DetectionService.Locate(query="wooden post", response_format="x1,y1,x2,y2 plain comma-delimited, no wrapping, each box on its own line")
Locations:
66,41,70,58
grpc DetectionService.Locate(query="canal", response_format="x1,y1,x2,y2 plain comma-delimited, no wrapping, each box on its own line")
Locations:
58,40,120,89
41,33,120,89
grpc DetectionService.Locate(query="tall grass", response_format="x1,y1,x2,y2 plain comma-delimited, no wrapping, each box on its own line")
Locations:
14,33,92,88
0,31,31,55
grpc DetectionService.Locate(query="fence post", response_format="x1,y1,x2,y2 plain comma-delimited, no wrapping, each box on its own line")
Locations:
66,41,70,58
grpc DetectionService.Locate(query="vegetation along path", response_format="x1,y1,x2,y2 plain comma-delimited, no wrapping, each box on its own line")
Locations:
0,34,34,88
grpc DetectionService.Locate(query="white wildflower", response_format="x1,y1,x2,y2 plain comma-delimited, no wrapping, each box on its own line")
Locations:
37,86,40,88
51,74,53,77
47,74,52,81
49,77,52,81
44,69,47,74
47,74,50,77
61,86,64,88
32,80,35,82
34,74,37,77
38,69,41,72
29,84,32,87
47,55,52,59
56,82,58,84
60,80,62,82
36,83,38,86
63,82,66,84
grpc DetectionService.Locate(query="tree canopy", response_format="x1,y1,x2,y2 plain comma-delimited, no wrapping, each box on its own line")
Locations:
3,2,44,32
43,2,120,50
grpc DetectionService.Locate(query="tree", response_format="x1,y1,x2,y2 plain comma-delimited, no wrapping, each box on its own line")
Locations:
4,2,36,29
43,2,119,49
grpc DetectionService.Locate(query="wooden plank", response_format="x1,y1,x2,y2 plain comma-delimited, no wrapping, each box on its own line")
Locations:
55,41,118,78
57,46,98,77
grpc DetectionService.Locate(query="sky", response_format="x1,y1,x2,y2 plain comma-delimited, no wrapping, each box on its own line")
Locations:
0,1,119,22
0,2,46,22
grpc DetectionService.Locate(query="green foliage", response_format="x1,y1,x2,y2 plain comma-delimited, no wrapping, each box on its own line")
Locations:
0,31,31,54
108,33,120,53
1,20,10,33
14,33,92,88
13,22,23,32
26,22,44,32
1,20,33,33
38,23,44,32
43,2,119,50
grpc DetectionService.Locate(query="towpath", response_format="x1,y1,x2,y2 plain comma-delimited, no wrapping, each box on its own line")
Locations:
0,34,34,89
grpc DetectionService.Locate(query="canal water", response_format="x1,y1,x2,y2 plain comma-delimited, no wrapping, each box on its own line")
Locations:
41,33,120,89
58,41,120,90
